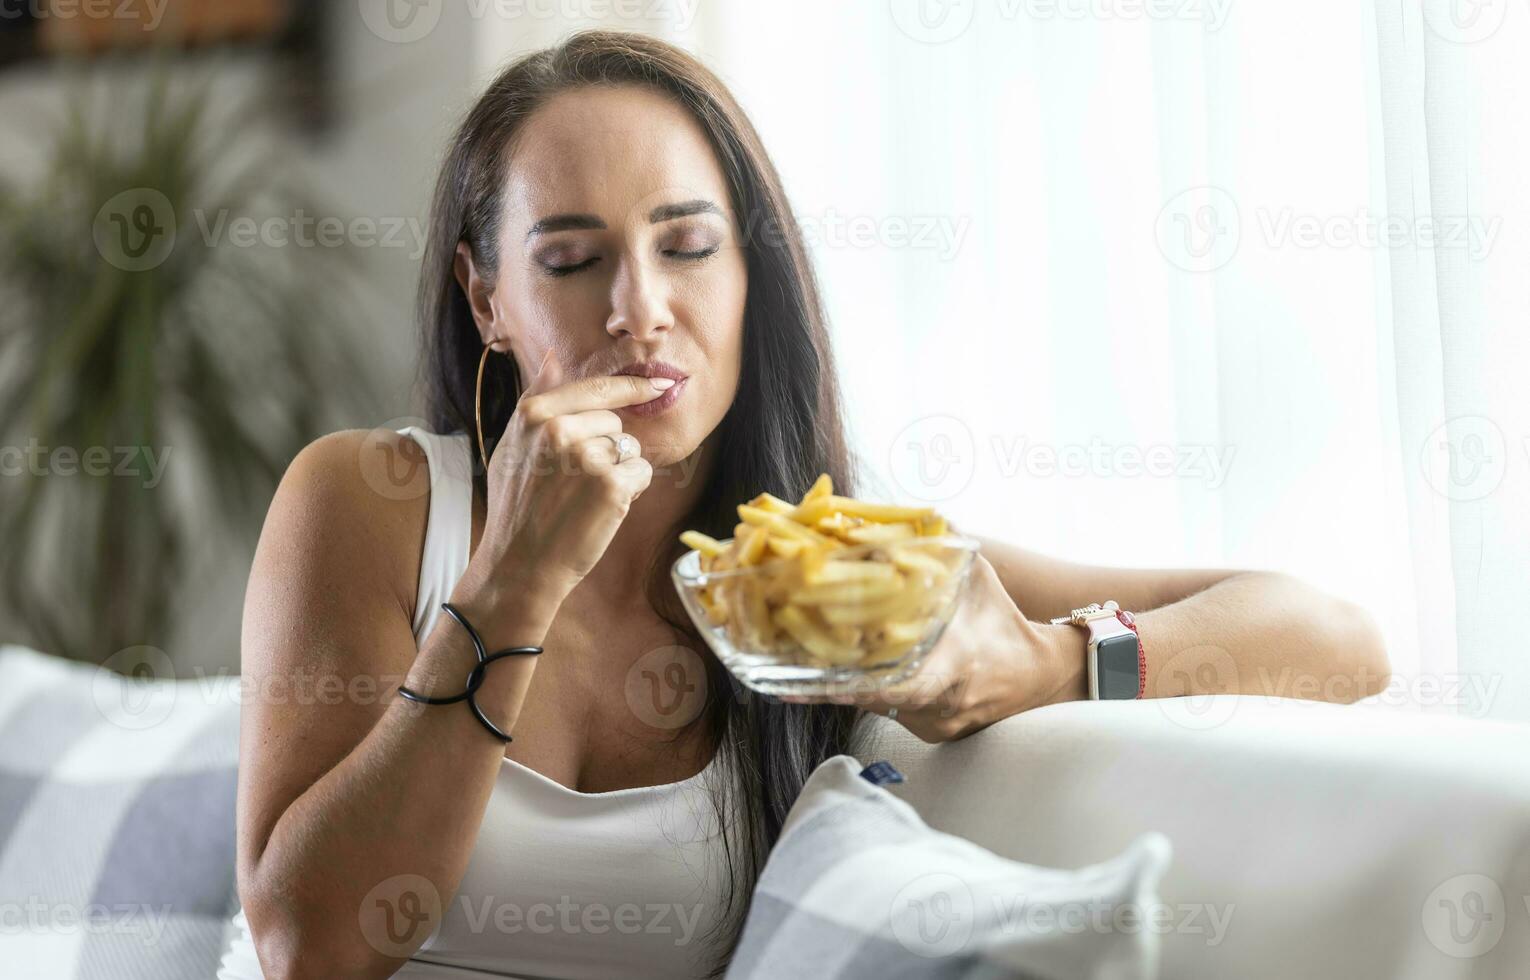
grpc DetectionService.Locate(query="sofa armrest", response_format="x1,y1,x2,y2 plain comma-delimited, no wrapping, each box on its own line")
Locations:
852,696,1530,980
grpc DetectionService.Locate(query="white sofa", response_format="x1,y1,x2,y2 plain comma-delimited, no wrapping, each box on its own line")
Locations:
3,644,1527,979
857,696,1530,980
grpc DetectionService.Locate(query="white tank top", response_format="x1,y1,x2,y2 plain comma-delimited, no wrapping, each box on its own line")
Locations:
217,427,733,980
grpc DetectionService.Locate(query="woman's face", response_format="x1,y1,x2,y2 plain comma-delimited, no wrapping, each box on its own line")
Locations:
461,83,748,468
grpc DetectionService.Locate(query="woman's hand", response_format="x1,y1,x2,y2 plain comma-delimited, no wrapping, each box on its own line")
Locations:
453,348,672,635
785,554,1078,742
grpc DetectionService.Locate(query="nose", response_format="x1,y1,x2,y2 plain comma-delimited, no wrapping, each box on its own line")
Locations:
604,254,673,341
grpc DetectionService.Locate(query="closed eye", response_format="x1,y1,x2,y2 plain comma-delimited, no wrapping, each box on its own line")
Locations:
543,256,601,277
664,245,720,261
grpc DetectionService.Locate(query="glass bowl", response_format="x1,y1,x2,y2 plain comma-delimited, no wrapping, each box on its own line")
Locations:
671,534,980,696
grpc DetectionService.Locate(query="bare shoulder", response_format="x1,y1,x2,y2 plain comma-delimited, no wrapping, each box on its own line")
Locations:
247,427,433,635
264,427,431,562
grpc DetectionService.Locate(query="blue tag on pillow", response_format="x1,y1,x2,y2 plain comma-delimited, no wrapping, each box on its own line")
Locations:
858,761,905,786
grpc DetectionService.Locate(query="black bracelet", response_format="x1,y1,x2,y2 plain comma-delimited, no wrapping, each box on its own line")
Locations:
397,602,543,743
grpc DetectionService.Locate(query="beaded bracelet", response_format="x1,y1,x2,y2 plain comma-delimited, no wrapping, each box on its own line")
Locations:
397,602,543,743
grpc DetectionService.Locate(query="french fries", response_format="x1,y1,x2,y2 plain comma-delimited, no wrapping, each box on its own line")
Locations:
678,478,966,669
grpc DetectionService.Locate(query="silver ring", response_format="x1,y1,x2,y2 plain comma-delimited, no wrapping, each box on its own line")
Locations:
887,707,899,721
606,433,635,463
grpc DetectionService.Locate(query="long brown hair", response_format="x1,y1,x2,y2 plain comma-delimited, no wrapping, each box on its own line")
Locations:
416,30,863,973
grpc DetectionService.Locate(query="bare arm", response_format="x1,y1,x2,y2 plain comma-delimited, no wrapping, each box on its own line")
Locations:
972,536,1391,707
790,534,1390,741
972,534,1237,622
239,368,664,977
236,431,553,979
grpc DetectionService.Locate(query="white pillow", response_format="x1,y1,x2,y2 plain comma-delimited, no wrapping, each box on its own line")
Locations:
0,645,242,980
727,755,1173,980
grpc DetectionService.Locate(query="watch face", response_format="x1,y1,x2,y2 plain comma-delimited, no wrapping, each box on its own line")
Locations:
1096,634,1141,700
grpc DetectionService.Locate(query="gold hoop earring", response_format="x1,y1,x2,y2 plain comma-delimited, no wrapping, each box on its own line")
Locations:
474,344,493,473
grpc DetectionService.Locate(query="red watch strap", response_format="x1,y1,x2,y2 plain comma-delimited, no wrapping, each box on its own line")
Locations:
1115,609,1146,699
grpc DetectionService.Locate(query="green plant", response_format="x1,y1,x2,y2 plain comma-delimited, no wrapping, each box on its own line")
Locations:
0,70,381,663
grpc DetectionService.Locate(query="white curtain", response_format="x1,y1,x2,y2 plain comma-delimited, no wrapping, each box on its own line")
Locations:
1370,0,1530,722
469,1,1530,720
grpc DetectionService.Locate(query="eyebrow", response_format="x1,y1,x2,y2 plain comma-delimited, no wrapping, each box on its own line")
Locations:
647,199,723,222
524,199,723,240
525,213,605,238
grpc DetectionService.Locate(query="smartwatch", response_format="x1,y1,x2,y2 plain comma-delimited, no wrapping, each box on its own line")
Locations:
1050,601,1145,700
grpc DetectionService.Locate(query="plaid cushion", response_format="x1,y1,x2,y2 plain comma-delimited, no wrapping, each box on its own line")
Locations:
726,756,1172,980
0,645,241,980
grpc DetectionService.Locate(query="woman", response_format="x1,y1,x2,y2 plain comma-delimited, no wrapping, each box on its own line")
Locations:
219,30,1389,980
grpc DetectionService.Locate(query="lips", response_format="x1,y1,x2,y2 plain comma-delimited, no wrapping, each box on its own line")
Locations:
613,362,689,419
611,361,690,419
612,360,688,383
